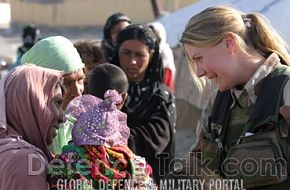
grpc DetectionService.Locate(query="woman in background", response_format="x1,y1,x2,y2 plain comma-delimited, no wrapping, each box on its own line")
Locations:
112,24,176,184
101,13,131,62
148,21,176,92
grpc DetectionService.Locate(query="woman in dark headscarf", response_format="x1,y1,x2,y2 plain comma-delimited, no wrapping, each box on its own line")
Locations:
111,24,176,184
101,13,131,62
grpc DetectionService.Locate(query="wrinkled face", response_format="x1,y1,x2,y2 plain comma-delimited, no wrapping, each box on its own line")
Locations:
111,21,130,44
47,84,63,145
119,39,152,82
183,39,239,91
62,69,85,109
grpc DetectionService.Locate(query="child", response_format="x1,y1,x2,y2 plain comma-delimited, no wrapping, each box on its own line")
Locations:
74,41,106,94
74,40,105,80
50,63,129,155
48,90,156,190
88,63,129,109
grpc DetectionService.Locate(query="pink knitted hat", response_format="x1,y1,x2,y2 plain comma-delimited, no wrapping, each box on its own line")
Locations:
70,90,130,147
65,94,102,120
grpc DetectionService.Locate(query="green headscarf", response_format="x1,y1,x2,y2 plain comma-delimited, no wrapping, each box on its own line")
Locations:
21,36,84,74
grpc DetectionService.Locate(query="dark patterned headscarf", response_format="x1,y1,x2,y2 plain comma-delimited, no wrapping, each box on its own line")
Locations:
112,23,164,111
101,13,131,62
112,23,164,84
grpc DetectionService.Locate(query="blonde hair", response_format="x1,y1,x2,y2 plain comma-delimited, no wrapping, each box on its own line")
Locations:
181,5,290,91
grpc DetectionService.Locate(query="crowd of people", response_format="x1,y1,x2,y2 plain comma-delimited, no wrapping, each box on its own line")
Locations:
0,5,290,190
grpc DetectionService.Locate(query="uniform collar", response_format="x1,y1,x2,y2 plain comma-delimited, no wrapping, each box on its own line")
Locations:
233,53,280,103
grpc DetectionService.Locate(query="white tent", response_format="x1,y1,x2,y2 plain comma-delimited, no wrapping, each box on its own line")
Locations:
159,0,290,131
158,0,290,47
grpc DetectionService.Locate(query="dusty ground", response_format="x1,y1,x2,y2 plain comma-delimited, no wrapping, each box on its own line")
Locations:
0,25,197,159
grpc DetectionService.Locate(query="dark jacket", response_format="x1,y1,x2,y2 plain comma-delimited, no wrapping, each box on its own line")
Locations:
124,82,176,183
112,24,176,184
200,65,290,189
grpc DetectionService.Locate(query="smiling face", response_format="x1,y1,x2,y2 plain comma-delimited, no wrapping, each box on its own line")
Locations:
119,39,152,82
46,83,64,145
183,37,240,91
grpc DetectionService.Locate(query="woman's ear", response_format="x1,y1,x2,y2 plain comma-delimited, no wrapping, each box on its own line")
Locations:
122,92,128,102
223,32,236,55
117,92,128,110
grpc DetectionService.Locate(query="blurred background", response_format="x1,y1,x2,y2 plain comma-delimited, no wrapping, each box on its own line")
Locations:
0,0,196,64
0,0,201,159
1,0,289,158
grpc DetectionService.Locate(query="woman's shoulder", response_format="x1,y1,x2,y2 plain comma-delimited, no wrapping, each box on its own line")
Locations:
0,141,48,184
0,137,47,169
152,82,174,102
1,146,45,165
0,141,48,189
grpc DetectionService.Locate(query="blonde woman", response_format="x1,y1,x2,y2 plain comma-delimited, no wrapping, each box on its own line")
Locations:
181,6,290,189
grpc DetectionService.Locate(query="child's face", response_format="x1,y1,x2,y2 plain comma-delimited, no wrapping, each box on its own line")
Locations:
183,37,239,91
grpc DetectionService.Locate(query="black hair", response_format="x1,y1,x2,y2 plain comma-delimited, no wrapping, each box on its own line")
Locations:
74,41,105,66
22,24,40,45
103,13,131,42
101,13,131,62
112,23,164,83
88,63,128,99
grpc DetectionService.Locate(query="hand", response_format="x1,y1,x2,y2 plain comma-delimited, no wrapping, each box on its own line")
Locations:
279,105,290,125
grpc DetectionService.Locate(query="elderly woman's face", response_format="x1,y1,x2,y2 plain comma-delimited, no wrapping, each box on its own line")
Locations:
119,39,151,82
46,84,63,145
62,69,85,110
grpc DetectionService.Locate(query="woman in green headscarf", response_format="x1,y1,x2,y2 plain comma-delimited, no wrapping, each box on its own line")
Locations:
21,35,85,110
21,36,85,155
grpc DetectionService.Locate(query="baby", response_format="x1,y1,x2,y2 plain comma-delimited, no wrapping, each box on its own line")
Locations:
48,90,156,190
